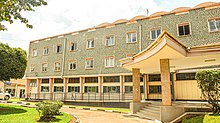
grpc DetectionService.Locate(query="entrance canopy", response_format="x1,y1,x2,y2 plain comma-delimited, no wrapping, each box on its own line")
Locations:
120,31,220,73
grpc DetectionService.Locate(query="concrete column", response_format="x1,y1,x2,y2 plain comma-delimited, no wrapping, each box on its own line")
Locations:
173,72,177,101
25,79,31,99
98,76,103,93
144,74,149,100
160,59,172,106
37,78,41,99
120,75,124,93
49,78,54,100
80,77,84,93
132,68,141,103
63,78,68,100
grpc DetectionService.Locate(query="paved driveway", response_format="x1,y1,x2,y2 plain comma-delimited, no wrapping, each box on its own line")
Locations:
61,107,155,123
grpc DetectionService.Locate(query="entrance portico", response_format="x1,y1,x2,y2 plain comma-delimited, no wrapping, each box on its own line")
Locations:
120,31,220,121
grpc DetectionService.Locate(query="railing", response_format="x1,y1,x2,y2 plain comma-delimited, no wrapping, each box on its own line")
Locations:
28,92,142,102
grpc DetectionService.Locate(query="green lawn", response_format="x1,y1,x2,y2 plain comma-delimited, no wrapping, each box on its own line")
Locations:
182,114,220,123
0,104,71,123
68,105,130,113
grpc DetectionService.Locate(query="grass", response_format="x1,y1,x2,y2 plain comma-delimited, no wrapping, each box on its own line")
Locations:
182,114,220,123
0,104,72,123
68,105,130,113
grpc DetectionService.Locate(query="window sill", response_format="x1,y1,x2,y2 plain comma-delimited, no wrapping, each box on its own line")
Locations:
126,41,137,44
85,68,94,70
105,44,115,47
43,54,49,56
86,47,95,50
70,50,78,52
54,70,61,72
178,34,192,37
105,66,115,68
209,30,220,33
69,69,76,71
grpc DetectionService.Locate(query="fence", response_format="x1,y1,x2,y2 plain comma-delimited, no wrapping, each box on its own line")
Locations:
28,92,142,102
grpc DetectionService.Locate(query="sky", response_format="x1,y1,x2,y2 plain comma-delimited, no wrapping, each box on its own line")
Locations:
0,0,219,51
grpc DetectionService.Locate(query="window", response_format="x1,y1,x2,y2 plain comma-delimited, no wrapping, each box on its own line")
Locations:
54,86,64,92
87,39,94,48
125,75,132,82
30,64,35,72
41,86,49,92
68,86,80,93
43,47,49,55
70,42,77,51
30,79,37,87
42,63,48,72
149,85,161,94
106,35,115,46
178,23,191,36
127,32,137,43
140,86,144,93
42,79,49,83
149,74,161,82
176,73,196,80
105,56,115,67
84,86,98,93
208,18,220,32
103,76,120,83
124,75,144,82
103,86,120,93
55,62,61,71
150,28,161,40
56,45,62,53
69,61,76,70
54,78,63,83
32,49,37,56
125,86,133,93
69,78,80,83
85,58,94,69
85,77,98,83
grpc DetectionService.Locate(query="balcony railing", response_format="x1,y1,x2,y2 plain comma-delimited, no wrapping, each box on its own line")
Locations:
27,92,144,102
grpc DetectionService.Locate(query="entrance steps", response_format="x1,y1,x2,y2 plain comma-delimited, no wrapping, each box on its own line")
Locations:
135,104,161,121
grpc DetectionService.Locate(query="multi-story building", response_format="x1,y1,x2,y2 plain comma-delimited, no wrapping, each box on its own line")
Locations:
25,2,220,103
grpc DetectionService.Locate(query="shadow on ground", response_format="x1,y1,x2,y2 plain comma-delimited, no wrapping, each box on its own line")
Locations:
0,106,27,115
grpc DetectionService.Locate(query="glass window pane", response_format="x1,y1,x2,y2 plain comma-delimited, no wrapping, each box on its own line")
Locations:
209,21,216,32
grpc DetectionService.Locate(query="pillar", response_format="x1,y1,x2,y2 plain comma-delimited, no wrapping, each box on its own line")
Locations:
15,84,18,98
132,68,141,103
144,74,149,100
37,78,41,99
49,78,54,100
98,76,103,93
120,75,124,99
160,59,172,106
25,79,31,99
63,78,68,100
80,77,84,93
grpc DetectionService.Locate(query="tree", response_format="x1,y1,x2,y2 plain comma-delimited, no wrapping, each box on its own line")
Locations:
0,43,27,81
0,0,47,31
196,70,220,114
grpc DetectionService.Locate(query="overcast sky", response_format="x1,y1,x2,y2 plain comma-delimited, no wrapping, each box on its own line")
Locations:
0,0,219,51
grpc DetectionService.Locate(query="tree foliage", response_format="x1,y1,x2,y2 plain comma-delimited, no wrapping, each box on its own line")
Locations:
0,43,27,81
196,70,220,114
0,0,47,31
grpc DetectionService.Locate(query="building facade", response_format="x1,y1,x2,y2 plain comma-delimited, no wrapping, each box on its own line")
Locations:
25,2,220,101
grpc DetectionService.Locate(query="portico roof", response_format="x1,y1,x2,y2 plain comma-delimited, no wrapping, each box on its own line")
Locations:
120,31,220,73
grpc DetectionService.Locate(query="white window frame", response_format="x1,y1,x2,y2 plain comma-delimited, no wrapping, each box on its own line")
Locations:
43,47,49,55
32,49,37,57
56,45,62,53
69,60,77,70
54,62,61,71
105,35,115,46
150,27,162,40
30,64,35,73
105,56,115,68
85,58,94,69
208,18,220,32
126,31,137,43
70,42,78,51
42,63,48,72
177,22,191,36
87,39,95,49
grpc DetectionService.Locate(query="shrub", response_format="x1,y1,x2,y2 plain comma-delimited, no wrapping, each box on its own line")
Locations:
35,100,63,122
196,70,220,114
